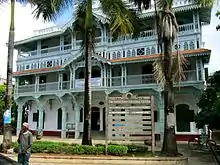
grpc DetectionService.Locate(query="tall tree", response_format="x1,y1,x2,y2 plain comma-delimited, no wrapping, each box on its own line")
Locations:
0,0,16,152
195,71,220,130
33,0,138,145
129,0,213,156
0,0,73,151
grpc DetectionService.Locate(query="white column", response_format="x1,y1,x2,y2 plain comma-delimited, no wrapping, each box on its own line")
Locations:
121,65,124,86
109,67,112,87
71,34,74,49
37,105,44,135
58,72,63,90
60,36,64,52
100,108,103,131
74,104,80,139
16,105,23,136
37,41,41,55
35,75,39,92
124,64,127,86
69,67,73,89
61,107,67,138
72,65,76,88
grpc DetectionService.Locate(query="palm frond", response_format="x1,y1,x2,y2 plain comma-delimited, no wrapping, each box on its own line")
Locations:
100,0,140,36
172,50,187,83
31,0,73,22
153,58,165,85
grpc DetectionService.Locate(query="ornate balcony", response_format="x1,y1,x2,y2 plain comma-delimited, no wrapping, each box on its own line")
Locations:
15,70,199,94
17,23,196,63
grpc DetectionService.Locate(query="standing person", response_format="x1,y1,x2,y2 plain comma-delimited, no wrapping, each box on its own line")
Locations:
17,122,33,165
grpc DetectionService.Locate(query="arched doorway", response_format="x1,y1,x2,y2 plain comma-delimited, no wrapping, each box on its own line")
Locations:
57,108,62,130
91,107,100,131
176,104,194,132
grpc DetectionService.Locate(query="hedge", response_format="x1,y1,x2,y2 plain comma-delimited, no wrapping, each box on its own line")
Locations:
13,141,148,156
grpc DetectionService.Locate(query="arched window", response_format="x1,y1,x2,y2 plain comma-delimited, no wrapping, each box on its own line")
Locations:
184,42,188,50
117,51,121,58
131,49,135,56
151,47,156,54
127,50,131,57
146,48,150,55
189,41,195,50
112,52,117,59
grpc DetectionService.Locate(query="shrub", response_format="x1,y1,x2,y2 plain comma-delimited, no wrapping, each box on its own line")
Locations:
12,141,147,156
107,145,128,156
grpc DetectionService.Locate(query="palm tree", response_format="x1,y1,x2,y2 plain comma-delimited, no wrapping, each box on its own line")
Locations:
33,0,138,145
0,0,15,152
129,0,214,156
0,0,74,152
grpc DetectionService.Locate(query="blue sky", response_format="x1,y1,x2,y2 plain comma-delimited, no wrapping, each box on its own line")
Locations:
55,8,73,25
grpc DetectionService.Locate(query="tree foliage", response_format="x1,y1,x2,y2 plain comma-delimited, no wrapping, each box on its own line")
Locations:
195,71,220,129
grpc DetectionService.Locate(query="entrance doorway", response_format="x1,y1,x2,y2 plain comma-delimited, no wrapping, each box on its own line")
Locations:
91,107,100,131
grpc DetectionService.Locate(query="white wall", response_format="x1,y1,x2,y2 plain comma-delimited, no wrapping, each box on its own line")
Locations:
27,99,75,131
174,93,200,134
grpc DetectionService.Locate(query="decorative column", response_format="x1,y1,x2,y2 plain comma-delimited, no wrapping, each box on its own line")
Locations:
109,66,112,87
61,106,67,138
16,104,23,136
58,72,63,90
35,75,39,92
103,65,107,87
124,64,127,86
71,34,74,49
37,41,41,55
100,108,103,131
196,59,202,81
71,64,76,88
60,36,64,52
74,104,81,139
69,67,73,89
121,65,124,86
37,104,44,135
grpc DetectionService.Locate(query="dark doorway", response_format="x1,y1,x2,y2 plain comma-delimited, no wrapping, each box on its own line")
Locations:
57,108,62,130
176,104,194,132
91,107,100,131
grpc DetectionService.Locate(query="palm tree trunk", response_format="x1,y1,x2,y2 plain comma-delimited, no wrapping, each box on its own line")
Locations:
3,0,15,152
82,0,92,145
162,39,178,156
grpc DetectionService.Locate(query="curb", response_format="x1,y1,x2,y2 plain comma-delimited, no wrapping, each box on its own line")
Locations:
4,154,188,161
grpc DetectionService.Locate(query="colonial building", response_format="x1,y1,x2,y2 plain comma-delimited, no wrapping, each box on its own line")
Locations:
13,0,211,141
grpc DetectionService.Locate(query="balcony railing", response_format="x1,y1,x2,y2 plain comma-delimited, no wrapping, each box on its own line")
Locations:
16,70,199,94
75,78,102,89
17,23,196,60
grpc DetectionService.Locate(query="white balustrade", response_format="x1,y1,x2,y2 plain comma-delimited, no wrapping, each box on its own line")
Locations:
18,23,195,62
38,82,59,92
16,70,198,94
74,78,102,89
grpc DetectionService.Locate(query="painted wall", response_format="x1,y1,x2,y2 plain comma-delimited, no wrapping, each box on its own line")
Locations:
27,99,75,131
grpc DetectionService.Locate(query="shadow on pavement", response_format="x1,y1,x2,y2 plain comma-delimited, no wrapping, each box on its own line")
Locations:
0,154,20,165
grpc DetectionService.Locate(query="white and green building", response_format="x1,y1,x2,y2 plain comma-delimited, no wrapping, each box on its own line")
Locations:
14,0,211,141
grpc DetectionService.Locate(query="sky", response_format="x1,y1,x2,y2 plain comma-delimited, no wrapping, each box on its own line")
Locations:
0,2,219,79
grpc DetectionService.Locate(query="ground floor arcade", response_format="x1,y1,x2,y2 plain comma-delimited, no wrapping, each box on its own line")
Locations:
15,87,203,141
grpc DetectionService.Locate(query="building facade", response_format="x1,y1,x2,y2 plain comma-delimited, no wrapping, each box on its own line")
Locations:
13,0,211,141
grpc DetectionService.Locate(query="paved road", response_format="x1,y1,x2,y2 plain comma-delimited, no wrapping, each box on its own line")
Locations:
178,144,218,165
